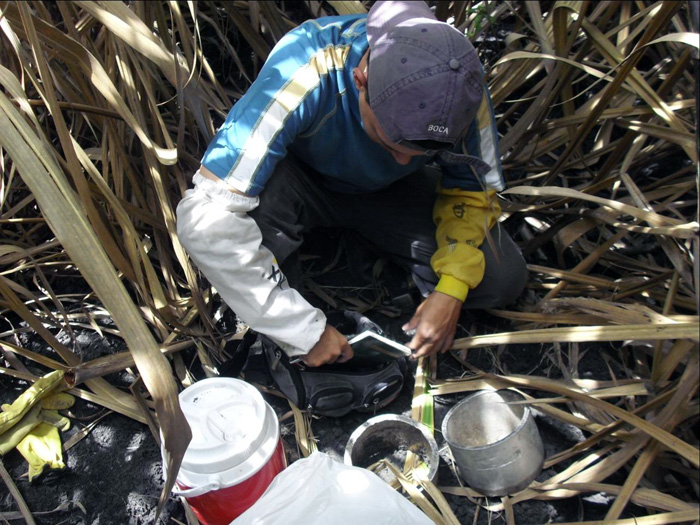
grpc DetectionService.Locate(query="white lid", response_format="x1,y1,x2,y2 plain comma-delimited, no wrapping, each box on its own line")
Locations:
178,378,269,475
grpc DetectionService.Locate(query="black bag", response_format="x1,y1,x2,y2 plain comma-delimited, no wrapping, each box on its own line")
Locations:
224,311,407,417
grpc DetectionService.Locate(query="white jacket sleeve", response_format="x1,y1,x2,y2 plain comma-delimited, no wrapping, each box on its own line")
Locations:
176,172,326,356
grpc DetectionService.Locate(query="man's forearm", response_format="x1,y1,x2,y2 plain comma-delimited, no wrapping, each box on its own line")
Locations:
176,173,326,355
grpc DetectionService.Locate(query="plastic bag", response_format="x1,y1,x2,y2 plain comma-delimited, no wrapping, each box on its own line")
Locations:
231,452,433,525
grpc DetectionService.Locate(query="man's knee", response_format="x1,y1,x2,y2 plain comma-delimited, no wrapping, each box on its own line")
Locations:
465,228,528,309
483,254,528,308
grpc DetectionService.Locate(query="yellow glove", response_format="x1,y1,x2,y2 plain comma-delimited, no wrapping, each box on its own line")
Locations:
0,370,65,434
0,405,41,456
39,409,71,432
0,393,74,453
0,371,73,480
16,422,65,481
39,392,75,411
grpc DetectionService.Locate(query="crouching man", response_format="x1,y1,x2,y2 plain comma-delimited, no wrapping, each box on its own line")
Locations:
176,1,527,367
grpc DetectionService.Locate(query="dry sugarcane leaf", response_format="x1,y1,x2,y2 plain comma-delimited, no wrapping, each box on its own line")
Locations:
65,387,149,426
591,54,695,186
65,338,198,388
415,474,461,525
605,439,665,521
552,217,600,265
130,376,162,446
288,400,317,458
504,186,693,228
109,51,183,324
651,271,682,381
502,494,515,525
554,510,699,525
523,440,621,500
551,3,578,148
532,482,696,512
0,340,66,372
0,3,177,164
494,50,620,85
533,2,688,184
541,357,700,494
653,339,697,385
614,118,696,150
17,3,138,287
1,2,697,520
0,459,36,525
0,89,189,517
644,32,700,48
304,279,338,308
0,240,61,267
580,208,698,239
257,1,292,43
546,230,629,302
431,377,649,432
485,308,605,326
527,264,615,288
0,274,60,328
438,484,483,499
327,1,367,15
451,322,699,350
543,297,678,325
73,141,171,313
0,265,137,412
196,8,252,90
603,355,700,520
490,45,543,107
379,459,452,525
0,500,86,522
430,377,515,396
578,10,696,162
498,4,619,158
524,2,554,73
616,172,696,293
223,3,271,62
74,1,188,88
496,57,561,157
530,99,695,133
0,338,32,376
61,411,112,452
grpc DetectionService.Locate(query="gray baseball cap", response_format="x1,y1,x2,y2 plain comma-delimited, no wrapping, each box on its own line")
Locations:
366,0,484,154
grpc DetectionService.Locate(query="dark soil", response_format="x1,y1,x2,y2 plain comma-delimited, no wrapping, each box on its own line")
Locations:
1,232,650,524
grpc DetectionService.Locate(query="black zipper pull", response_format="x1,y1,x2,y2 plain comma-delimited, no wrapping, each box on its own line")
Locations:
271,349,282,371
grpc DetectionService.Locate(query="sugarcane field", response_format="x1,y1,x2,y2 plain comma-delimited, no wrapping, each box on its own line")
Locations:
0,1,698,524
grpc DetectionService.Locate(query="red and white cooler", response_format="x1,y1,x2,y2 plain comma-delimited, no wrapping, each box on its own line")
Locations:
171,377,286,525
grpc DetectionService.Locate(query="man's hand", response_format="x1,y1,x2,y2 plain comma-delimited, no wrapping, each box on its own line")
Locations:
301,324,354,367
403,292,462,359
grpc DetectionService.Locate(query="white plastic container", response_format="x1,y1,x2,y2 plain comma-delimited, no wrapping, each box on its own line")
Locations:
171,377,286,525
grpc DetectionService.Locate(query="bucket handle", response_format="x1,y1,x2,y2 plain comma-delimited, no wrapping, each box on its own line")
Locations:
172,481,220,498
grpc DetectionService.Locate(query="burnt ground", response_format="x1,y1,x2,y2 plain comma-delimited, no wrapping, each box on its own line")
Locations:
0,230,651,524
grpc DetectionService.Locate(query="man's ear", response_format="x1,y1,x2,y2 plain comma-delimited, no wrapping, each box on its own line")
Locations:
353,66,367,91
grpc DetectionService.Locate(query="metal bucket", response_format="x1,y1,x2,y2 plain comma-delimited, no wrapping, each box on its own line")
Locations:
441,389,543,496
344,414,440,483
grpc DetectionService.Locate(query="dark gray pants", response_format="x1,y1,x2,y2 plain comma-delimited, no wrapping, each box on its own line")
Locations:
249,156,527,309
